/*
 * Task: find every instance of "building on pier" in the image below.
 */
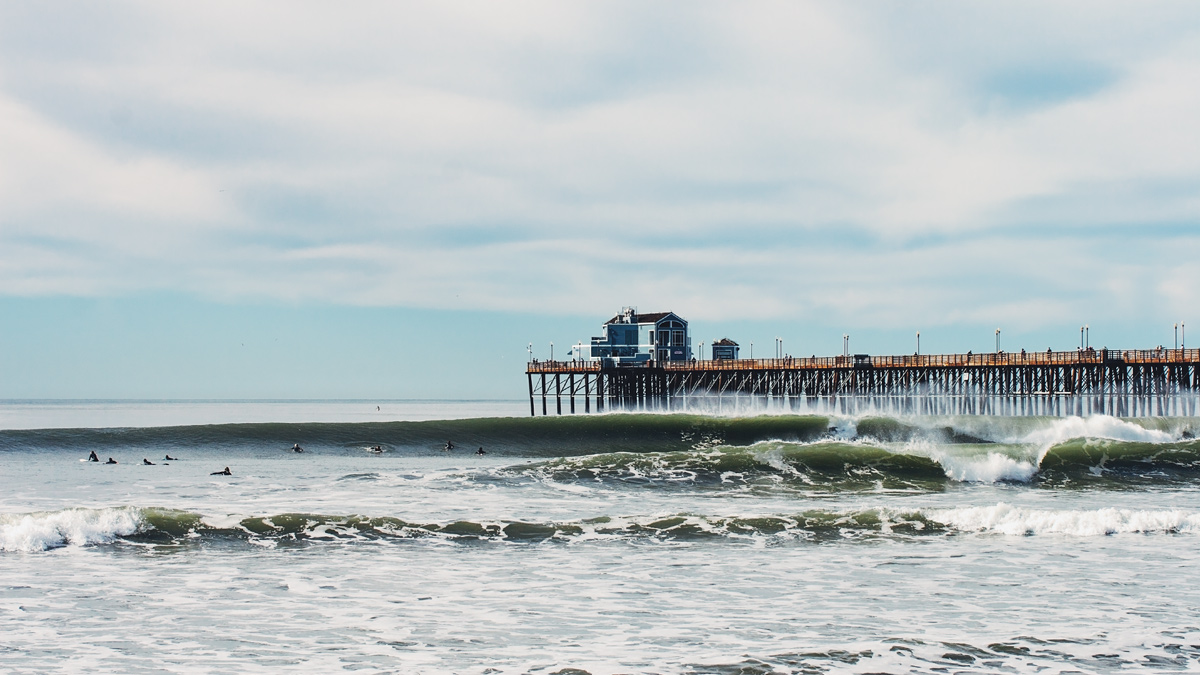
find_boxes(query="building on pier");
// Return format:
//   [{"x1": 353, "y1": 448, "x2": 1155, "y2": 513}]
[
  {"x1": 568, "y1": 307, "x2": 691, "y2": 365},
  {"x1": 711, "y1": 338, "x2": 740, "y2": 360}
]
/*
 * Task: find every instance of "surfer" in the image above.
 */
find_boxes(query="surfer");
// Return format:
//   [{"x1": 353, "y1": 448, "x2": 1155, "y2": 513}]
[
  {"x1": 88, "y1": 450, "x2": 99, "y2": 462},
  {"x1": 210, "y1": 467, "x2": 232, "y2": 476},
  {"x1": 475, "y1": 447, "x2": 486, "y2": 456},
  {"x1": 143, "y1": 458, "x2": 155, "y2": 465},
  {"x1": 444, "y1": 441, "x2": 455, "y2": 452},
  {"x1": 164, "y1": 455, "x2": 177, "y2": 461},
  {"x1": 292, "y1": 444, "x2": 304, "y2": 453},
  {"x1": 371, "y1": 445, "x2": 383, "y2": 453},
  {"x1": 105, "y1": 457, "x2": 117, "y2": 464}
]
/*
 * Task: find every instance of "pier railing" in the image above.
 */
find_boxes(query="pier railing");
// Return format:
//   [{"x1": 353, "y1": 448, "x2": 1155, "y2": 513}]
[
  {"x1": 527, "y1": 348, "x2": 1200, "y2": 374},
  {"x1": 525, "y1": 347, "x2": 1200, "y2": 417}
]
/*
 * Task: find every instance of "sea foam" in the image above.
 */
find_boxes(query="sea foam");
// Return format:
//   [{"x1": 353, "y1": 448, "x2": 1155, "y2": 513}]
[
  {"x1": 929, "y1": 502, "x2": 1200, "y2": 536},
  {"x1": 935, "y1": 451, "x2": 1038, "y2": 483},
  {"x1": 0, "y1": 507, "x2": 143, "y2": 552}
]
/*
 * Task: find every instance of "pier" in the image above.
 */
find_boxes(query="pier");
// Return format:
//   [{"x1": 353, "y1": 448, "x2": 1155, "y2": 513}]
[{"x1": 526, "y1": 348, "x2": 1200, "y2": 417}]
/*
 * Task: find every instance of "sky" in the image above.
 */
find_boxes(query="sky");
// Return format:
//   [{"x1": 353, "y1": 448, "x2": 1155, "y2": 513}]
[{"x1": 1, "y1": 1, "x2": 1198, "y2": 399}]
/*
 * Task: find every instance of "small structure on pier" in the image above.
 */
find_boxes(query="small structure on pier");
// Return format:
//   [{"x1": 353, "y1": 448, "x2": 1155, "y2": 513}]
[
  {"x1": 711, "y1": 338, "x2": 740, "y2": 360},
  {"x1": 569, "y1": 307, "x2": 691, "y2": 365}
]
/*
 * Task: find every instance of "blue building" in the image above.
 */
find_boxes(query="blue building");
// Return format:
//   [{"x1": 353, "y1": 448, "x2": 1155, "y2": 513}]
[
  {"x1": 569, "y1": 307, "x2": 691, "y2": 364},
  {"x1": 711, "y1": 338, "x2": 740, "y2": 360}
]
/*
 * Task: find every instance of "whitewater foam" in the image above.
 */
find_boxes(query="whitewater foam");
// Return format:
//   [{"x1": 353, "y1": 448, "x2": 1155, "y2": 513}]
[
  {"x1": 935, "y1": 451, "x2": 1039, "y2": 483},
  {"x1": 930, "y1": 503, "x2": 1200, "y2": 536},
  {"x1": 1021, "y1": 415, "x2": 1176, "y2": 449},
  {"x1": 0, "y1": 507, "x2": 143, "y2": 552}
]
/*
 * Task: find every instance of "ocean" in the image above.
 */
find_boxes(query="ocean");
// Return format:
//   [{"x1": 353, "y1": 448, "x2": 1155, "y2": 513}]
[{"x1": 2, "y1": 400, "x2": 1199, "y2": 674}]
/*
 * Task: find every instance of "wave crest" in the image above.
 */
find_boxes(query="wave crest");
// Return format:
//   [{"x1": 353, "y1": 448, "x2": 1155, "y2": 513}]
[
  {"x1": 0, "y1": 507, "x2": 142, "y2": 552},
  {"x1": 6, "y1": 504, "x2": 1200, "y2": 552}
]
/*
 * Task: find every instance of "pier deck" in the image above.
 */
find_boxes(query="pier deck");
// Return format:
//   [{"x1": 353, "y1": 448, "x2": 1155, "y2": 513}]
[{"x1": 526, "y1": 348, "x2": 1200, "y2": 417}]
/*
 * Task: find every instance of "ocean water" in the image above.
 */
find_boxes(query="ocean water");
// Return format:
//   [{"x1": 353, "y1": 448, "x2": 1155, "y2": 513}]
[{"x1": 2, "y1": 401, "x2": 1200, "y2": 674}]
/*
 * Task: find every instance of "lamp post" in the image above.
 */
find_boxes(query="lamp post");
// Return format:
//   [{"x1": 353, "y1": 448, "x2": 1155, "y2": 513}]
[
  {"x1": 1085, "y1": 324, "x2": 1089, "y2": 349},
  {"x1": 916, "y1": 331, "x2": 920, "y2": 356},
  {"x1": 699, "y1": 341, "x2": 704, "y2": 361},
  {"x1": 1183, "y1": 322, "x2": 1187, "y2": 350},
  {"x1": 843, "y1": 334, "x2": 849, "y2": 358},
  {"x1": 550, "y1": 342, "x2": 554, "y2": 362},
  {"x1": 1175, "y1": 323, "x2": 1179, "y2": 350},
  {"x1": 1080, "y1": 325, "x2": 1085, "y2": 350},
  {"x1": 995, "y1": 328, "x2": 1001, "y2": 353},
  {"x1": 750, "y1": 342, "x2": 753, "y2": 359},
  {"x1": 527, "y1": 343, "x2": 532, "y2": 363}
]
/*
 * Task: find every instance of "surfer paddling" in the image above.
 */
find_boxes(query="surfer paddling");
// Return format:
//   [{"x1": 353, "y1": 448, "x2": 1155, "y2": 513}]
[
  {"x1": 475, "y1": 447, "x2": 486, "y2": 456},
  {"x1": 292, "y1": 444, "x2": 304, "y2": 453},
  {"x1": 210, "y1": 467, "x2": 232, "y2": 476},
  {"x1": 443, "y1": 441, "x2": 455, "y2": 452},
  {"x1": 164, "y1": 455, "x2": 177, "y2": 461},
  {"x1": 143, "y1": 458, "x2": 155, "y2": 465},
  {"x1": 105, "y1": 457, "x2": 117, "y2": 464}
]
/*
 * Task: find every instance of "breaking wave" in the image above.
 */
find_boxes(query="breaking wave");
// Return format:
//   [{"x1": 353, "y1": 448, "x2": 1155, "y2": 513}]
[
  {"x1": 6, "y1": 504, "x2": 1200, "y2": 552},
  {"x1": 2, "y1": 412, "x2": 1190, "y2": 458},
  {"x1": 510, "y1": 435, "x2": 1200, "y2": 490}
]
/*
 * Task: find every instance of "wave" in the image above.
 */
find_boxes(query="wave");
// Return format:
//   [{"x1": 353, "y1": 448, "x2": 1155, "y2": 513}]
[
  {"x1": 506, "y1": 434, "x2": 1200, "y2": 490},
  {"x1": 6, "y1": 504, "x2": 1200, "y2": 552},
  {"x1": 515, "y1": 442, "x2": 950, "y2": 491},
  {"x1": 3, "y1": 413, "x2": 1196, "y2": 487},
  {"x1": 2, "y1": 412, "x2": 1191, "y2": 457},
  {"x1": 0, "y1": 414, "x2": 834, "y2": 456}
]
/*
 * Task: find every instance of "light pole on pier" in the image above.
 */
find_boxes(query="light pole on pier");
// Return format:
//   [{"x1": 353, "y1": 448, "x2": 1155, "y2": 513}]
[
  {"x1": 995, "y1": 328, "x2": 1001, "y2": 353},
  {"x1": 528, "y1": 343, "x2": 532, "y2": 363},
  {"x1": 1175, "y1": 323, "x2": 1179, "y2": 350},
  {"x1": 1085, "y1": 325, "x2": 1089, "y2": 349},
  {"x1": 750, "y1": 342, "x2": 753, "y2": 359},
  {"x1": 916, "y1": 331, "x2": 920, "y2": 356},
  {"x1": 550, "y1": 342, "x2": 554, "y2": 362},
  {"x1": 699, "y1": 342, "x2": 704, "y2": 361},
  {"x1": 1080, "y1": 325, "x2": 1085, "y2": 350},
  {"x1": 1184, "y1": 322, "x2": 1187, "y2": 350},
  {"x1": 843, "y1": 334, "x2": 849, "y2": 358}
]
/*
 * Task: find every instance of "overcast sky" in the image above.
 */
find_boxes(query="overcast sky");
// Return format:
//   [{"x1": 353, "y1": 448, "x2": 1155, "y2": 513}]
[{"x1": 1, "y1": 1, "x2": 1198, "y2": 398}]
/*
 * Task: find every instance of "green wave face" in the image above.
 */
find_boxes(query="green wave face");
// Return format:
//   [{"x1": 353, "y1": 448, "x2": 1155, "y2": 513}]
[
  {"x1": 515, "y1": 442, "x2": 951, "y2": 493},
  {"x1": 1038, "y1": 438, "x2": 1200, "y2": 485},
  {"x1": 118, "y1": 508, "x2": 952, "y2": 547},
  {"x1": 0, "y1": 413, "x2": 835, "y2": 456},
  {"x1": 9, "y1": 503, "x2": 1200, "y2": 553}
]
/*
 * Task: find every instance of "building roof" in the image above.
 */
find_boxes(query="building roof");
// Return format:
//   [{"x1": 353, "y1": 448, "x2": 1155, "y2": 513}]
[
  {"x1": 604, "y1": 311, "x2": 681, "y2": 325},
  {"x1": 712, "y1": 338, "x2": 739, "y2": 346}
]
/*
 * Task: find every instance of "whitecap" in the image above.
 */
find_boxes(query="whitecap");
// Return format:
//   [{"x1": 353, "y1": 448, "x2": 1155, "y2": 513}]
[{"x1": 0, "y1": 507, "x2": 143, "y2": 552}]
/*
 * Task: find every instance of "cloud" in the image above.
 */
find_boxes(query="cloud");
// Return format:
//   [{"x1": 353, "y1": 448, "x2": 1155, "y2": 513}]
[{"x1": 0, "y1": 1, "x2": 1197, "y2": 329}]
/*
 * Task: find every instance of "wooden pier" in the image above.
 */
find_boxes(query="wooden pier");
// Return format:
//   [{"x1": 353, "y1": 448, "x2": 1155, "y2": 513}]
[{"x1": 526, "y1": 349, "x2": 1200, "y2": 417}]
